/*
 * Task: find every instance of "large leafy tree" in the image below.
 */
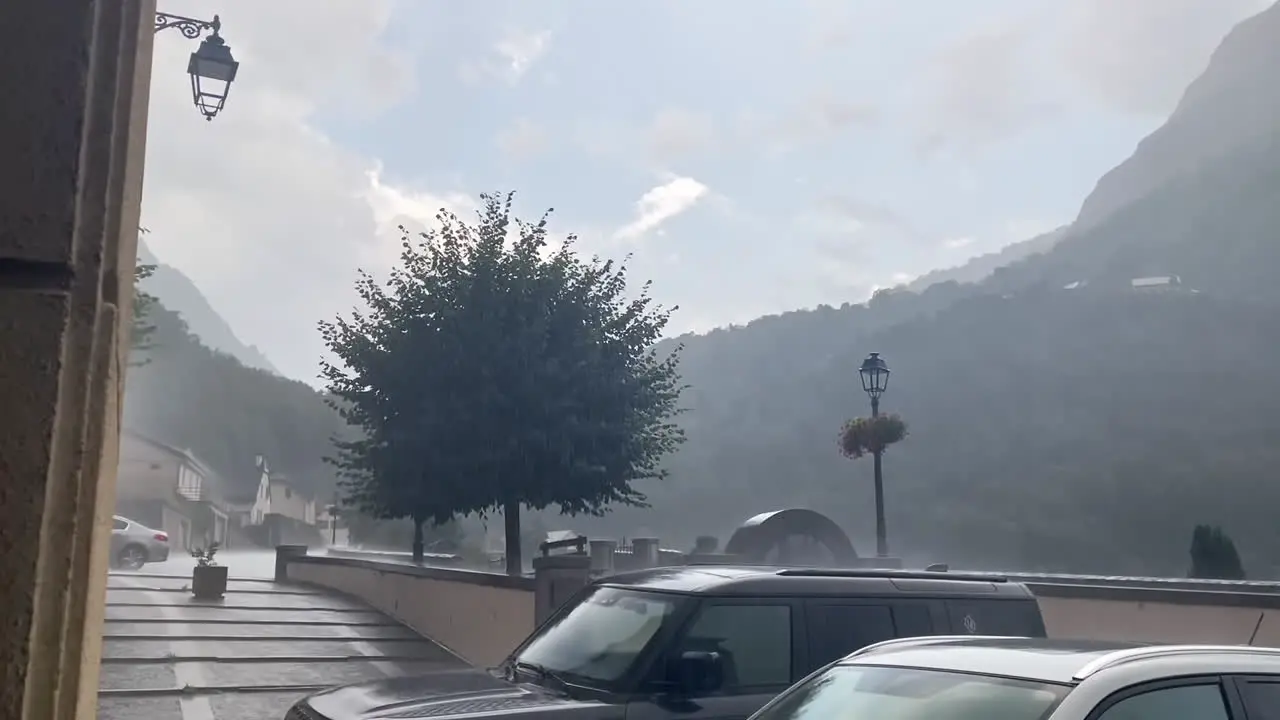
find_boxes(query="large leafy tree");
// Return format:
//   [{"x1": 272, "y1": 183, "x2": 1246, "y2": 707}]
[{"x1": 321, "y1": 192, "x2": 686, "y2": 572}]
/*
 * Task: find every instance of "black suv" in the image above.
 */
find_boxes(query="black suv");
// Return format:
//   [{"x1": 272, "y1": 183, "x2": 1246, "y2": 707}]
[{"x1": 289, "y1": 566, "x2": 1046, "y2": 720}]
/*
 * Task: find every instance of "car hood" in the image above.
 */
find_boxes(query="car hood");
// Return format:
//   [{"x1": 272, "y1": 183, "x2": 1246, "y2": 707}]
[{"x1": 300, "y1": 667, "x2": 619, "y2": 720}]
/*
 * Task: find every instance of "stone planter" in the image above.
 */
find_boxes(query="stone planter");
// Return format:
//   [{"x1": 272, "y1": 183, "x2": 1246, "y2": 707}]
[{"x1": 192, "y1": 565, "x2": 228, "y2": 600}]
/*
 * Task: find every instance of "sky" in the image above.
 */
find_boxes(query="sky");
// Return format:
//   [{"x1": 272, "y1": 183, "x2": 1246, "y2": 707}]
[{"x1": 141, "y1": 0, "x2": 1272, "y2": 383}]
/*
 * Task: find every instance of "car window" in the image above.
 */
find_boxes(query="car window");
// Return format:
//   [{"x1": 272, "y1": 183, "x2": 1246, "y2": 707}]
[
  {"x1": 807, "y1": 604, "x2": 892, "y2": 667},
  {"x1": 677, "y1": 603, "x2": 792, "y2": 690},
  {"x1": 1095, "y1": 683, "x2": 1230, "y2": 720},
  {"x1": 514, "y1": 586, "x2": 684, "y2": 687},
  {"x1": 945, "y1": 600, "x2": 1045, "y2": 636},
  {"x1": 1238, "y1": 679, "x2": 1280, "y2": 720},
  {"x1": 112, "y1": 518, "x2": 128, "y2": 531}
]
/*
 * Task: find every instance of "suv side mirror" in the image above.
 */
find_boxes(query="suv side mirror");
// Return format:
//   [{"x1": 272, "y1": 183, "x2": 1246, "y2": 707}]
[{"x1": 669, "y1": 650, "x2": 726, "y2": 695}]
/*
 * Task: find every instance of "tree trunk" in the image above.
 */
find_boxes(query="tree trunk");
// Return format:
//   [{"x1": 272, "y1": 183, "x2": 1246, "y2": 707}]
[
  {"x1": 504, "y1": 498, "x2": 522, "y2": 576},
  {"x1": 412, "y1": 517, "x2": 425, "y2": 564}
]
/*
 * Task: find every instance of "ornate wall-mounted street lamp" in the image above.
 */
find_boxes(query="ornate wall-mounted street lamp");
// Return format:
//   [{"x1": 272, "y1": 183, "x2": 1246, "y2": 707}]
[{"x1": 155, "y1": 13, "x2": 240, "y2": 121}]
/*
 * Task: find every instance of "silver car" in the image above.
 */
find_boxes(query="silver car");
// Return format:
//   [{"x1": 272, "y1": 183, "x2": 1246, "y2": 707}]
[
  {"x1": 747, "y1": 636, "x2": 1280, "y2": 720},
  {"x1": 110, "y1": 515, "x2": 171, "y2": 569}
]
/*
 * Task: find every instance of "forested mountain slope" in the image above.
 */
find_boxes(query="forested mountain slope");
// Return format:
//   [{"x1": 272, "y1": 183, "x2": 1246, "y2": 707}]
[
  {"x1": 124, "y1": 299, "x2": 344, "y2": 499},
  {"x1": 582, "y1": 290, "x2": 1280, "y2": 576}
]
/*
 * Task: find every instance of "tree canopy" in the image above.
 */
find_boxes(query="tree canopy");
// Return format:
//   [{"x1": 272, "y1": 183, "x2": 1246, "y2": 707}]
[
  {"x1": 1189, "y1": 525, "x2": 1246, "y2": 580},
  {"x1": 321, "y1": 192, "x2": 686, "y2": 572}
]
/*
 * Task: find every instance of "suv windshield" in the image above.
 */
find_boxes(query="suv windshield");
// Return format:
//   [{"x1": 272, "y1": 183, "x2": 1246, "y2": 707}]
[
  {"x1": 511, "y1": 586, "x2": 687, "y2": 688},
  {"x1": 753, "y1": 665, "x2": 1069, "y2": 720}
]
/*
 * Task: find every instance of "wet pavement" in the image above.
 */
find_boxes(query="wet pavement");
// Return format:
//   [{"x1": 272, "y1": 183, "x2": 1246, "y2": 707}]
[{"x1": 98, "y1": 557, "x2": 464, "y2": 720}]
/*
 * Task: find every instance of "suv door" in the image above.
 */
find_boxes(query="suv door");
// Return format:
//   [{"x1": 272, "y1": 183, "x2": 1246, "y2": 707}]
[
  {"x1": 627, "y1": 599, "x2": 801, "y2": 720},
  {"x1": 803, "y1": 600, "x2": 937, "y2": 672}
]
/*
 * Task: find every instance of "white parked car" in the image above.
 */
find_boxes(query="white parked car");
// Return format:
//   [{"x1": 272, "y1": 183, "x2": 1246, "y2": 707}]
[
  {"x1": 746, "y1": 636, "x2": 1280, "y2": 720},
  {"x1": 109, "y1": 515, "x2": 170, "y2": 569}
]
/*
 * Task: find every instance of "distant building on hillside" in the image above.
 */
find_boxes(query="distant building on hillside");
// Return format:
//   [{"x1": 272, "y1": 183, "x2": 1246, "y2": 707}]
[{"x1": 1131, "y1": 275, "x2": 1182, "y2": 290}]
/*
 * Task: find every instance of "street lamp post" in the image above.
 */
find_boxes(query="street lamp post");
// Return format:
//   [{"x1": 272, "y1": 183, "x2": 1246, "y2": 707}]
[
  {"x1": 859, "y1": 352, "x2": 891, "y2": 557},
  {"x1": 154, "y1": 12, "x2": 240, "y2": 121},
  {"x1": 327, "y1": 492, "x2": 340, "y2": 546}
]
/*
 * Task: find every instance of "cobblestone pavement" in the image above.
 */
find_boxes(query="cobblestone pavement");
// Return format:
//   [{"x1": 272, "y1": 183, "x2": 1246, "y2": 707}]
[{"x1": 97, "y1": 565, "x2": 464, "y2": 720}]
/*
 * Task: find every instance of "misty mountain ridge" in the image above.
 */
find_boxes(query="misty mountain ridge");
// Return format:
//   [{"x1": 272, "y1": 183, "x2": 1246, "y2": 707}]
[
  {"x1": 1075, "y1": 0, "x2": 1280, "y2": 231},
  {"x1": 137, "y1": 236, "x2": 279, "y2": 375},
  {"x1": 906, "y1": 227, "x2": 1067, "y2": 293}
]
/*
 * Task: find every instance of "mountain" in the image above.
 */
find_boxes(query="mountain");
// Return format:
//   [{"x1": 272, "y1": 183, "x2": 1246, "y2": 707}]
[
  {"x1": 1075, "y1": 1, "x2": 1280, "y2": 229},
  {"x1": 906, "y1": 227, "x2": 1066, "y2": 292},
  {"x1": 555, "y1": 4, "x2": 1280, "y2": 577},
  {"x1": 136, "y1": 237, "x2": 279, "y2": 374},
  {"x1": 125, "y1": 297, "x2": 345, "y2": 499}
]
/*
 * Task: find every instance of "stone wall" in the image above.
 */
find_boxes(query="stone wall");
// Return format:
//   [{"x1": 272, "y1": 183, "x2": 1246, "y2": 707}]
[{"x1": 282, "y1": 552, "x2": 536, "y2": 668}]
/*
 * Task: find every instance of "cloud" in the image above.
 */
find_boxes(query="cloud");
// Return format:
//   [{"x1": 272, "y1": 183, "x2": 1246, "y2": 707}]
[
  {"x1": 613, "y1": 177, "x2": 710, "y2": 241},
  {"x1": 648, "y1": 108, "x2": 716, "y2": 161},
  {"x1": 1057, "y1": 0, "x2": 1271, "y2": 116},
  {"x1": 140, "y1": 0, "x2": 433, "y2": 383},
  {"x1": 362, "y1": 165, "x2": 476, "y2": 268},
  {"x1": 740, "y1": 95, "x2": 879, "y2": 157},
  {"x1": 915, "y1": 22, "x2": 1062, "y2": 155},
  {"x1": 816, "y1": 196, "x2": 911, "y2": 232},
  {"x1": 495, "y1": 118, "x2": 549, "y2": 161},
  {"x1": 496, "y1": 29, "x2": 552, "y2": 80},
  {"x1": 461, "y1": 28, "x2": 552, "y2": 85}
]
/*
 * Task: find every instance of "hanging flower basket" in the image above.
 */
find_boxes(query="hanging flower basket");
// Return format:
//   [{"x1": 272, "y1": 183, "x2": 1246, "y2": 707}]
[{"x1": 839, "y1": 414, "x2": 909, "y2": 459}]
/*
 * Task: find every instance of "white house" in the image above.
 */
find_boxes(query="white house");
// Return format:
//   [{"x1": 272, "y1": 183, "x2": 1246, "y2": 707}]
[{"x1": 248, "y1": 455, "x2": 316, "y2": 525}]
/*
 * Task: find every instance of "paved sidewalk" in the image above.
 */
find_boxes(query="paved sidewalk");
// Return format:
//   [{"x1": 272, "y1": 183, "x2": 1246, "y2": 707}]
[{"x1": 97, "y1": 569, "x2": 464, "y2": 720}]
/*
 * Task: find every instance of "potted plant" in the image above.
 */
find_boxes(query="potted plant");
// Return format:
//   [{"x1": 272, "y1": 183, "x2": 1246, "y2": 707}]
[{"x1": 190, "y1": 542, "x2": 228, "y2": 600}]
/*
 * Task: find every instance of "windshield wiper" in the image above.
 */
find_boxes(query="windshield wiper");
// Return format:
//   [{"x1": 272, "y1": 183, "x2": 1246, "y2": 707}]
[{"x1": 513, "y1": 661, "x2": 575, "y2": 694}]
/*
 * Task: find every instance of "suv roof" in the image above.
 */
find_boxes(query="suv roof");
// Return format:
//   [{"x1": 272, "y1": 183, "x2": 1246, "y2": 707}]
[
  {"x1": 598, "y1": 565, "x2": 1037, "y2": 598},
  {"x1": 843, "y1": 636, "x2": 1280, "y2": 684}
]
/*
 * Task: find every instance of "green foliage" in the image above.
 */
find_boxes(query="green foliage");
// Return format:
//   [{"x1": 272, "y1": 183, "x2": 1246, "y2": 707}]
[
  {"x1": 123, "y1": 297, "x2": 345, "y2": 500},
  {"x1": 1189, "y1": 524, "x2": 1246, "y2": 580},
  {"x1": 320, "y1": 191, "x2": 686, "y2": 573},
  {"x1": 839, "y1": 414, "x2": 908, "y2": 459},
  {"x1": 131, "y1": 262, "x2": 158, "y2": 366}
]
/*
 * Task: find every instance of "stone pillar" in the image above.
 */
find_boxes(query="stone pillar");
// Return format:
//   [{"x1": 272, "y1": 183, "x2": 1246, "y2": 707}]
[
  {"x1": 0, "y1": 2, "x2": 155, "y2": 720},
  {"x1": 589, "y1": 539, "x2": 617, "y2": 574},
  {"x1": 532, "y1": 554, "x2": 592, "y2": 626},
  {"x1": 275, "y1": 545, "x2": 310, "y2": 582},
  {"x1": 632, "y1": 538, "x2": 661, "y2": 568}
]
